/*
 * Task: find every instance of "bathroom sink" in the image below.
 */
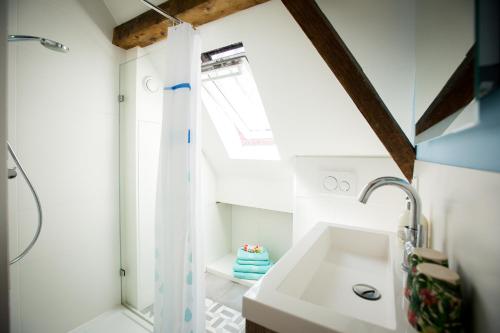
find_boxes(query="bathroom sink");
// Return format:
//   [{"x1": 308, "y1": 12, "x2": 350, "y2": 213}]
[
  {"x1": 243, "y1": 222, "x2": 412, "y2": 333},
  {"x1": 278, "y1": 224, "x2": 396, "y2": 329}
]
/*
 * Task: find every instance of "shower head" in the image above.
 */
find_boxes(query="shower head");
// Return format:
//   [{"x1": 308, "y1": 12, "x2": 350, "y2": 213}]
[
  {"x1": 40, "y1": 38, "x2": 69, "y2": 53},
  {"x1": 8, "y1": 35, "x2": 69, "y2": 53}
]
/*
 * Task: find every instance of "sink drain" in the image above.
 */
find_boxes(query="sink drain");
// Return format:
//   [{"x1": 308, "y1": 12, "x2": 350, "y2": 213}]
[{"x1": 352, "y1": 284, "x2": 381, "y2": 301}]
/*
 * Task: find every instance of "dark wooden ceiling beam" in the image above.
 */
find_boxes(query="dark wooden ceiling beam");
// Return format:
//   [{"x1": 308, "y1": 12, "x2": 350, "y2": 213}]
[
  {"x1": 113, "y1": 0, "x2": 269, "y2": 50},
  {"x1": 281, "y1": 0, "x2": 416, "y2": 180},
  {"x1": 416, "y1": 47, "x2": 475, "y2": 135}
]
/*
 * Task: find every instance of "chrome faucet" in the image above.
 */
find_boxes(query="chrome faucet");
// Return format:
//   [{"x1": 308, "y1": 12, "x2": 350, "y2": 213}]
[{"x1": 358, "y1": 176, "x2": 427, "y2": 270}]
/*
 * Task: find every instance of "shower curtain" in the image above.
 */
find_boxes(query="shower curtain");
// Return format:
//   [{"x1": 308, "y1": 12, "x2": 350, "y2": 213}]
[{"x1": 154, "y1": 23, "x2": 204, "y2": 333}]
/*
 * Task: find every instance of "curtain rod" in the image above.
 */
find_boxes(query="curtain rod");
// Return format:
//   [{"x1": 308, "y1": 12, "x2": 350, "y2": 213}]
[{"x1": 140, "y1": 0, "x2": 184, "y2": 26}]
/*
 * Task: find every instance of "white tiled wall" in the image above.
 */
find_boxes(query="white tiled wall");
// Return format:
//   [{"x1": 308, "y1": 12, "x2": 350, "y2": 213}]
[
  {"x1": 293, "y1": 156, "x2": 407, "y2": 243},
  {"x1": 415, "y1": 161, "x2": 500, "y2": 332}
]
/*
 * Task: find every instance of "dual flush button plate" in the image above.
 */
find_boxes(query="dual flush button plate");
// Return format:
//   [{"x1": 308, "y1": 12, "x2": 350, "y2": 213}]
[{"x1": 319, "y1": 171, "x2": 356, "y2": 196}]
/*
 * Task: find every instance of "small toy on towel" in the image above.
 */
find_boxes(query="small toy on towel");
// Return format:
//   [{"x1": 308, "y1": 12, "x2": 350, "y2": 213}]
[
  {"x1": 242, "y1": 244, "x2": 263, "y2": 253},
  {"x1": 237, "y1": 247, "x2": 269, "y2": 262}
]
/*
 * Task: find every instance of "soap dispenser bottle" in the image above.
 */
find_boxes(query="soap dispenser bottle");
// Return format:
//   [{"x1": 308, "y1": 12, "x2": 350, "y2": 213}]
[
  {"x1": 397, "y1": 198, "x2": 411, "y2": 245},
  {"x1": 398, "y1": 197, "x2": 430, "y2": 248}
]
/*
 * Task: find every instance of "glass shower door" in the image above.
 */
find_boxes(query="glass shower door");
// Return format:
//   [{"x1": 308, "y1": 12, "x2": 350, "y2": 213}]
[{"x1": 118, "y1": 47, "x2": 166, "y2": 322}]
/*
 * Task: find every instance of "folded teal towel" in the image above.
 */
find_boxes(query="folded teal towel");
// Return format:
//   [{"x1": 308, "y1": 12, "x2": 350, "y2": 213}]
[
  {"x1": 237, "y1": 248, "x2": 269, "y2": 261},
  {"x1": 236, "y1": 259, "x2": 271, "y2": 266},
  {"x1": 233, "y1": 262, "x2": 272, "y2": 274},
  {"x1": 233, "y1": 271, "x2": 265, "y2": 280}
]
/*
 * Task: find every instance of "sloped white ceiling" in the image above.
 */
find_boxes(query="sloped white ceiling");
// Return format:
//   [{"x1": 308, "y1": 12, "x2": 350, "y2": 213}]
[
  {"x1": 102, "y1": 0, "x2": 164, "y2": 25},
  {"x1": 197, "y1": 0, "x2": 415, "y2": 182}
]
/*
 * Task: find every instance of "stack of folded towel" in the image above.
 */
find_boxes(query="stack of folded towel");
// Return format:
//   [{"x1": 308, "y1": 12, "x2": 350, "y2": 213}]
[{"x1": 233, "y1": 244, "x2": 272, "y2": 281}]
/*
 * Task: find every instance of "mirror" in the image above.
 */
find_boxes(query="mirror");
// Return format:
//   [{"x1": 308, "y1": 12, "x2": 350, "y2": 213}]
[
  {"x1": 477, "y1": 0, "x2": 500, "y2": 98},
  {"x1": 414, "y1": 0, "x2": 476, "y2": 143}
]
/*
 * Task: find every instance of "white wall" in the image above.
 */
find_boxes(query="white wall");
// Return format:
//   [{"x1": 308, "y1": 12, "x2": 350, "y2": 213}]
[
  {"x1": 414, "y1": 161, "x2": 500, "y2": 332},
  {"x1": 7, "y1": 0, "x2": 124, "y2": 332},
  {"x1": 294, "y1": 156, "x2": 406, "y2": 243},
  {"x1": 202, "y1": 154, "x2": 232, "y2": 265},
  {"x1": 415, "y1": 0, "x2": 475, "y2": 119},
  {"x1": 317, "y1": 0, "x2": 416, "y2": 142},
  {"x1": 216, "y1": 176, "x2": 293, "y2": 213},
  {"x1": 231, "y1": 205, "x2": 292, "y2": 263},
  {"x1": 0, "y1": 1, "x2": 10, "y2": 330}
]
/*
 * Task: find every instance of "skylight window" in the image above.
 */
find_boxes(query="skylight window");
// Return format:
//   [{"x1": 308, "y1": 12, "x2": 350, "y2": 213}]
[{"x1": 201, "y1": 43, "x2": 280, "y2": 160}]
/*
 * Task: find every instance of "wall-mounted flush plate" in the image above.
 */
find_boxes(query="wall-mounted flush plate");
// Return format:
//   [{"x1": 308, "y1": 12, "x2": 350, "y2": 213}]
[{"x1": 319, "y1": 171, "x2": 356, "y2": 196}]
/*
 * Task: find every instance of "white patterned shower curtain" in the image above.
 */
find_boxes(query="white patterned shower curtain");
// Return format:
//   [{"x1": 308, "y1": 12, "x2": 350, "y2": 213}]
[{"x1": 154, "y1": 23, "x2": 204, "y2": 333}]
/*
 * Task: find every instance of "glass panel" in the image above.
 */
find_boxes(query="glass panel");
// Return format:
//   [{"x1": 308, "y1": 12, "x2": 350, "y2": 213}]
[{"x1": 119, "y1": 48, "x2": 165, "y2": 323}]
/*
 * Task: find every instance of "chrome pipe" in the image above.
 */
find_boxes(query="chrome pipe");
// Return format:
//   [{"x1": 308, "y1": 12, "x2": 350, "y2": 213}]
[
  {"x1": 140, "y1": 0, "x2": 183, "y2": 26},
  {"x1": 8, "y1": 35, "x2": 40, "y2": 42},
  {"x1": 7, "y1": 142, "x2": 43, "y2": 265}
]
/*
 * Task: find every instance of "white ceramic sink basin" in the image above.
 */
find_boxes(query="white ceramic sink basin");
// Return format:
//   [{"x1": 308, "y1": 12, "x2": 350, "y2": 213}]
[
  {"x1": 243, "y1": 222, "x2": 412, "y2": 333},
  {"x1": 278, "y1": 224, "x2": 395, "y2": 329}
]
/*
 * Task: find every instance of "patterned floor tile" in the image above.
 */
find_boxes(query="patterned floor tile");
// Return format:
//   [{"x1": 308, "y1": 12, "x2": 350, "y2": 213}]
[
  {"x1": 205, "y1": 298, "x2": 245, "y2": 332},
  {"x1": 139, "y1": 298, "x2": 245, "y2": 332}
]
